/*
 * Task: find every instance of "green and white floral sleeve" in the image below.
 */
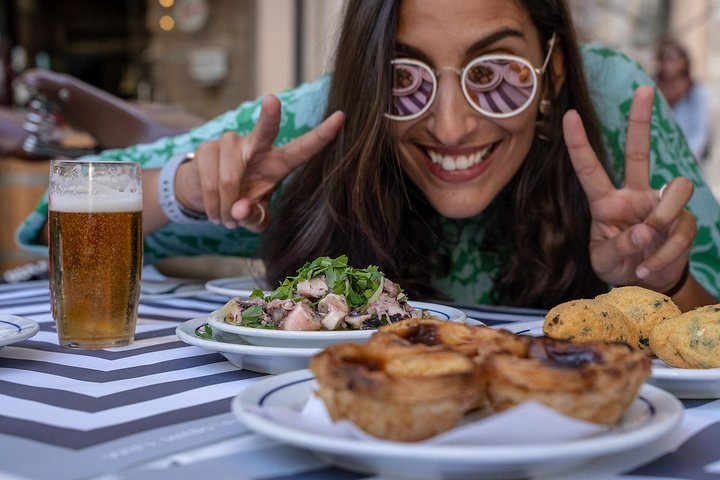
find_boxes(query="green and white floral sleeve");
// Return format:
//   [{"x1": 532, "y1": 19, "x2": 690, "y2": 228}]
[
  {"x1": 15, "y1": 76, "x2": 331, "y2": 263},
  {"x1": 582, "y1": 44, "x2": 720, "y2": 300}
]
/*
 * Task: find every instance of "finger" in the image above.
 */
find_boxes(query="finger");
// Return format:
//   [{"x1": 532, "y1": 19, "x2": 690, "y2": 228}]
[
  {"x1": 563, "y1": 109, "x2": 615, "y2": 203},
  {"x1": 246, "y1": 95, "x2": 282, "y2": 155},
  {"x1": 217, "y1": 133, "x2": 245, "y2": 229},
  {"x1": 624, "y1": 86, "x2": 654, "y2": 190},
  {"x1": 636, "y1": 211, "x2": 696, "y2": 281},
  {"x1": 195, "y1": 141, "x2": 221, "y2": 224},
  {"x1": 231, "y1": 198, "x2": 253, "y2": 222},
  {"x1": 232, "y1": 199, "x2": 271, "y2": 232},
  {"x1": 281, "y1": 111, "x2": 345, "y2": 169},
  {"x1": 643, "y1": 177, "x2": 694, "y2": 233},
  {"x1": 590, "y1": 223, "x2": 656, "y2": 274}
]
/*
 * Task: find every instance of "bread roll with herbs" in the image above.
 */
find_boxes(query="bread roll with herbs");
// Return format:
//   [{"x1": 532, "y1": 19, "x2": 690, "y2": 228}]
[
  {"x1": 649, "y1": 304, "x2": 720, "y2": 369},
  {"x1": 543, "y1": 299, "x2": 640, "y2": 348},
  {"x1": 596, "y1": 286, "x2": 681, "y2": 352}
]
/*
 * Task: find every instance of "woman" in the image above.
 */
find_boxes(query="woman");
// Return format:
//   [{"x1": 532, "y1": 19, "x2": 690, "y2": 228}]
[
  {"x1": 656, "y1": 38, "x2": 712, "y2": 161},
  {"x1": 18, "y1": 0, "x2": 720, "y2": 309}
]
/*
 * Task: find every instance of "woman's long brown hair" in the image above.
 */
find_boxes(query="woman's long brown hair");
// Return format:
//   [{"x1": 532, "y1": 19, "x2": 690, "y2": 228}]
[{"x1": 263, "y1": 0, "x2": 608, "y2": 308}]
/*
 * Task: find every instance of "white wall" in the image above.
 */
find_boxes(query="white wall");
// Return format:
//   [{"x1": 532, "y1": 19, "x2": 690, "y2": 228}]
[
  {"x1": 300, "y1": 0, "x2": 346, "y2": 82},
  {"x1": 254, "y1": 0, "x2": 346, "y2": 96},
  {"x1": 255, "y1": 0, "x2": 295, "y2": 96}
]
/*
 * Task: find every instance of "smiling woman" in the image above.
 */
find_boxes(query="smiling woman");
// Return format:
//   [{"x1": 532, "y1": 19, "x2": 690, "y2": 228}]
[
  {"x1": 264, "y1": 0, "x2": 613, "y2": 307},
  {"x1": 17, "y1": 0, "x2": 720, "y2": 310}
]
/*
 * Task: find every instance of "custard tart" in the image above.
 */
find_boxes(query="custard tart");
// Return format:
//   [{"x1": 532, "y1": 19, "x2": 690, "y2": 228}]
[
  {"x1": 485, "y1": 337, "x2": 651, "y2": 424},
  {"x1": 309, "y1": 342, "x2": 484, "y2": 441}
]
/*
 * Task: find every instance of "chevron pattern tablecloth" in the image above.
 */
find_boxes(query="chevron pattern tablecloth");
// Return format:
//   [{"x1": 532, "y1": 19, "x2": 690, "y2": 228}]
[{"x1": 0, "y1": 279, "x2": 718, "y2": 480}]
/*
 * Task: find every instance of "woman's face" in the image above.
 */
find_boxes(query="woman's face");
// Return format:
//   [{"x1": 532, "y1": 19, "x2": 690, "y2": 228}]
[
  {"x1": 658, "y1": 46, "x2": 687, "y2": 79},
  {"x1": 392, "y1": 0, "x2": 551, "y2": 218}
]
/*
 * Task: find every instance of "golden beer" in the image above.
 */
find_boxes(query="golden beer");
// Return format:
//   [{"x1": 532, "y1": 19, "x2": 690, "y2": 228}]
[{"x1": 48, "y1": 161, "x2": 143, "y2": 349}]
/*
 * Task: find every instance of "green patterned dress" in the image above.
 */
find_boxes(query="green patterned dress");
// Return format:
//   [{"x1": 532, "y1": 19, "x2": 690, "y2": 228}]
[{"x1": 17, "y1": 45, "x2": 720, "y2": 303}]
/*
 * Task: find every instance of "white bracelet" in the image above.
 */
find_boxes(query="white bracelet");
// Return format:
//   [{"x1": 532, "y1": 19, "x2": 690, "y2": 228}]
[{"x1": 158, "y1": 152, "x2": 208, "y2": 224}]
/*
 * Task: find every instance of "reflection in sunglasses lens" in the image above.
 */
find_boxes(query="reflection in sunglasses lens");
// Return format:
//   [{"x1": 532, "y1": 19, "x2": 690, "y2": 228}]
[
  {"x1": 468, "y1": 64, "x2": 495, "y2": 85},
  {"x1": 394, "y1": 67, "x2": 415, "y2": 89},
  {"x1": 465, "y1": 58, "x2": 535, "y2": 115},
  {"x1": 390, "y1": 63, "x2": 433, "y2": 117},
  {"x1": 389, "y1": 56, "x2": 538, "y2": 119}
]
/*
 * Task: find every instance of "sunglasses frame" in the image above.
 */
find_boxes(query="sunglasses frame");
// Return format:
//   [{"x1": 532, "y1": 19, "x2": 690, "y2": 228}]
[{"x1": 386, "y1": 32, "x2": 557, "y2": 121}]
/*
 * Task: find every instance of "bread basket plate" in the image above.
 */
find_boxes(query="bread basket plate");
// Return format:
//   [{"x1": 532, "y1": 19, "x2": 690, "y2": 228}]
[
  {"x1": 176, "y1": 317, "x2": 319, "y2": 374},
  {"x1": 232, "y1": 369, "x2": 682, "y2": 480},
  {"x1": 0, "y1": 314, "x2": 40, "y2": 348},
  {"x1": 208, "y1": 301, "x2": 468, "y2": 348},
  {"x1": 503, "y1": 320, "x2": 720, "y2": 399},
  {"x1": 204, "y1": 276, "x2": 264, "y2": 298}
]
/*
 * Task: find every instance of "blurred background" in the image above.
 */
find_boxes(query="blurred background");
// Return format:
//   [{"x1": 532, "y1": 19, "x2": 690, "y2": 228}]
[{"x1": 0, "y1": 0, "x2": 718, "y2": 277}]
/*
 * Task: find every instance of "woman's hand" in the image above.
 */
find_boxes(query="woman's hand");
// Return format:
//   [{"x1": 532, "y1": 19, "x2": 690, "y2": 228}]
[
  {"x1": 175, "y1": 94, "x2": 345, "y2": 231},
  {"x1": 562, "y1": 86, "x2": 696, "y2": 293}
]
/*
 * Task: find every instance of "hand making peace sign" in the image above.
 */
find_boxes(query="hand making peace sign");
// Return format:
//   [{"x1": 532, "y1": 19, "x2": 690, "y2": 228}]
[
  {"x1": 175, "y1": 95, "x2": 345, "y2": 231},
  {"x1": 562, "y1": 86, "x2": 696, "y2": 293}
]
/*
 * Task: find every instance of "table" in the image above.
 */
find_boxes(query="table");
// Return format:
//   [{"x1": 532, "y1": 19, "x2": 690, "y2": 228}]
[{"x1": 1, "y1": 279, "x2": 719, "y2": 480}]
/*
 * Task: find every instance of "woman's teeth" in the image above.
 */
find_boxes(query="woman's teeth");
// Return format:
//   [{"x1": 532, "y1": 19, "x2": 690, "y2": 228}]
[{"x1": 427, "y1": 144, "x2": 493, "y2": 171}]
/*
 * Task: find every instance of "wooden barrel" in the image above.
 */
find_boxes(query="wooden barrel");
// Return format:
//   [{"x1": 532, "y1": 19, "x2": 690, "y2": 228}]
[{"x1": 0, "y1": 157, "x2": 50, "y2": 271}]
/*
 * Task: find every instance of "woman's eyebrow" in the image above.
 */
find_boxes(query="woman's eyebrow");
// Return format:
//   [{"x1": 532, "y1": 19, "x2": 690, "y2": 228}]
[
  {"x1": 394, "y1": 43, "x2": 432, "y2": 64},
  {"x1": 464, "y1": 27, "x2": 526, "y2": 56},
  {"x1": 394, "y1": 27, "x2": 526, "y2": 63}
]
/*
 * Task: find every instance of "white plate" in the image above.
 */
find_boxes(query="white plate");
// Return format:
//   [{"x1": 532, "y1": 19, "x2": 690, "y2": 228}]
[
  {"x1": 204, "y1": 276, "x2": 264, "y2": 298},
  {"x1": 0, "y1": 314, "x2": 40, "y2": 348},
  {"x1": 503, "y1": 320, "x2": 720, "y2": 399},
  {"x1": 209, "y1": 301, "x2": 468, "y2": 348},
  {"x1": 176, "y1": 317, "x2": 319, "y2": 374},
  {"x1": 141, "y1": 278, "x2": 208, "y2": 299},
  {"x1": 232, "y1": 370, "x2": 683, "y2": 480}
]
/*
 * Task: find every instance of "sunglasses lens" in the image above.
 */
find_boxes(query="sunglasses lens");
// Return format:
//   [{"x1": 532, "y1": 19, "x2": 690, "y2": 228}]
[
  {"x1": 464, "y1": 57, "x2": 535, "y2": 116},
  {"x1": 389, "y1": 62, "x2": 434, "y2": 118}
]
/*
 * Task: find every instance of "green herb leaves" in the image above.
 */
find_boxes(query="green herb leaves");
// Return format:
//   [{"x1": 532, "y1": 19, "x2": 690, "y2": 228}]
[
  {"x1": 241, "y1": 304, "x2": 263, "y2": 321},
  {"x1": 195, "y1": 324, "x2": 213, "y2": 340},
  {"x1": 259, "y1": 255, "x2": 385, "y2": 310}
]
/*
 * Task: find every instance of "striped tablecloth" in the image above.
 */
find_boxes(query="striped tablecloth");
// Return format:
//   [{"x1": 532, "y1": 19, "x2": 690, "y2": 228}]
[{"x1": 1, "y1": 280, "x2": 719, "y2": 480}]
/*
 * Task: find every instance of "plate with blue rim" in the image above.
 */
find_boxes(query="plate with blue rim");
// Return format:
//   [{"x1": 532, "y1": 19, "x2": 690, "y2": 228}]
[
  {"x1": 176, "y1": 316, "x2": 319, "y2": 374},
  {"x1": 208, "y1": 301, "x2": 468, "y2": 348},
  {"x1": 503, "y1": 320, "x2": 720, "y2": 399},
  {"x1": 231, "y1": 369, "x2": 683, "y2": 480},
  {"x1": 0, "y1": 313, "x2": 40, "y2": 348}
]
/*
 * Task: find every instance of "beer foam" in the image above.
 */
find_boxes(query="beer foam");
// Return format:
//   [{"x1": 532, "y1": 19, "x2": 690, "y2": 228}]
[{"x1": 50, "y1": 193, "x2": 143, "y2": 212}]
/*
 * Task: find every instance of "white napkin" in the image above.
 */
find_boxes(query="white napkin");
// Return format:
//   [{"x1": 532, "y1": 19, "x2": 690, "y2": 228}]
[{"x1": 250, "y1": 383, "x2": 608, "y2": 445}]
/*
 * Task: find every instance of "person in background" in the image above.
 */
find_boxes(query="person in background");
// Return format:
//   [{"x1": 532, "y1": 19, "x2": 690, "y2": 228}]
[
  {"x1": 18, "y1": 0, "x2": 720, "y2": 311},
  {"x1": 656, "y1": 38, "x2": 712, "y2": 162}
]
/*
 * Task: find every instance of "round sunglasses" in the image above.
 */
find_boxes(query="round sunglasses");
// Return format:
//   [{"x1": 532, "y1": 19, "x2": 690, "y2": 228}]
[{"x1": 386, "y1": 33, "x2": 557, "y2": 121}]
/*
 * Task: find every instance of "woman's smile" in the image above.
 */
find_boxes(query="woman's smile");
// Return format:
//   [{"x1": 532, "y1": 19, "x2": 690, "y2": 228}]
[{"x1": 416, "y1": 141, "x2": 501, "y2": 183}]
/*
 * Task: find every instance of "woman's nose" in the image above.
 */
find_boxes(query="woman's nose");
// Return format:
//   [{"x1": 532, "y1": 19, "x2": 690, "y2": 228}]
[{"x1": 426, "y1": 72, "x2": 478, "y2": 145}]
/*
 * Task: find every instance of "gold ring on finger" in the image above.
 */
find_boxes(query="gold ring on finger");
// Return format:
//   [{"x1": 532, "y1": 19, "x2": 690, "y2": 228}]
[{"x1": 255, "y1": 203, "x2": 267, "y2": 225}]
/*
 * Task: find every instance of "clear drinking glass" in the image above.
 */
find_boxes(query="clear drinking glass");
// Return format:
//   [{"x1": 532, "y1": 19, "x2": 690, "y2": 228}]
[{"x1": 48, "y1": 160, "x2": 143, "y2": 349}]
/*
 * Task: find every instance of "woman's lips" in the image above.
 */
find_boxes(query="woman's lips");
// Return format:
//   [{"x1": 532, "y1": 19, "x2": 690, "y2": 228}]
[{"x1": 419, "y1": 141, "x2": 500, "y2": 183}]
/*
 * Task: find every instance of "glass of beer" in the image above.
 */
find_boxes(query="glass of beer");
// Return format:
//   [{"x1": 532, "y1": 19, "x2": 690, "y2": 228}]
[{"x1": 48, "y1": 160, "x2": 143, "y2": 349}]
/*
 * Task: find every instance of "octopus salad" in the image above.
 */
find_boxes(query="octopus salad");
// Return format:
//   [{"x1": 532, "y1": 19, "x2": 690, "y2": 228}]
[{"x1": 211, "y1": 256, "x2": 426, "y2": 331}]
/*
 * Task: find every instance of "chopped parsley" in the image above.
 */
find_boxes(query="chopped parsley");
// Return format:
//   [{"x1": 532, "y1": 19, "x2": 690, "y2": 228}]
[
  {"x1": 195, "y1": 324, "x2": 213, "y2": 340},
  {"x1": 257, "y1": 255, "x2": 387, "y2": 310}
]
